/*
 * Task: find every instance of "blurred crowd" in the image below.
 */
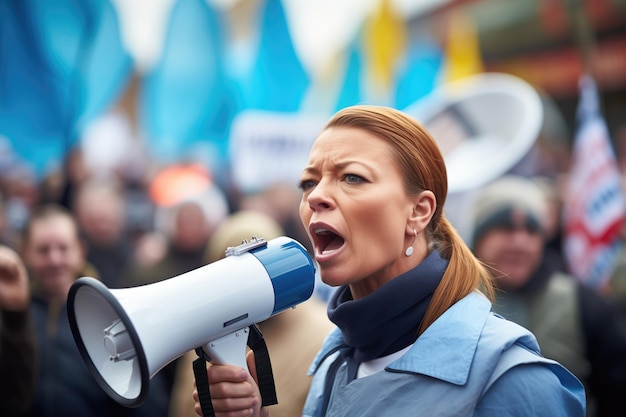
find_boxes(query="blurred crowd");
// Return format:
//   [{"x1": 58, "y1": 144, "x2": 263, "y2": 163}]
[
  {"x1": 1, "y1": 104, "x2": 626, "y2": 417},
  {"x1": 0, "y1": 117, "x2": 331, "y2": 417}
]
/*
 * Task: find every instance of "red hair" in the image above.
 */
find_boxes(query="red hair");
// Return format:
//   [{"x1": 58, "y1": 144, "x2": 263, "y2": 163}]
[{"x1": 325, "y1": 105, "x2": 494, "y2": 334}]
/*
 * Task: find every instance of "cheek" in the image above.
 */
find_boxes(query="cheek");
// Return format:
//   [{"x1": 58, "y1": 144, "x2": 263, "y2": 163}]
[
  {"x1": 299, "y1": 200, "x2": 310, "y2": 227},
  {"x1": 299, "y1": 201, "x2": 314, "y2": 241},
  {"x1": 527, "y1": 236, "x2": 545, "y2": 258},
  {"x1": 61, "y1": 248, "x2": 83, "y2": 270},
  {"x1": 348, "y1": 201, "x2": 405, "y2": 251},
  {"x1": 475, "y1": 235, "x2": 506, "y2": 262},
  {"x1": 30, "y1": 258, "x2": 47, "y2": 273},
  {"x1": 371, "y1": 196, "x2": 409, "y2": 230}
]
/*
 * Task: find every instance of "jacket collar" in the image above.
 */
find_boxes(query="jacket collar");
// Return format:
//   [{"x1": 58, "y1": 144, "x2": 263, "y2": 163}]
[{"x1": 308, "y1": 291, "x2": 492, "y2": 386}]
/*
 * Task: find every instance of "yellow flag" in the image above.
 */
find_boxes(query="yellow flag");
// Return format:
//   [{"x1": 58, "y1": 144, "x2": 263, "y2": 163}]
[
  {"x1": 363, "y1": 0, "x2": 407, "y2": 94},
  {"x1": 440, "y1": 9, "x2": 483, "y2": 83}
]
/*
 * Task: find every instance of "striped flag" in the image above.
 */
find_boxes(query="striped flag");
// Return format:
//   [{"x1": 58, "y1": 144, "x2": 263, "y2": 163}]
[{"x1": 562, "y1": 74, "x2": 626, "y2": 290}]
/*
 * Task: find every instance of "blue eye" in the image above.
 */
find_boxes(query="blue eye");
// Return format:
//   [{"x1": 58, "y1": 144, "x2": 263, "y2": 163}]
[
  {"x1": 344, "y1": 174, "x2": 365, "y2": 184},
  {"x1": 298, "y1": 179, "x2": 316, "y2": 191}
]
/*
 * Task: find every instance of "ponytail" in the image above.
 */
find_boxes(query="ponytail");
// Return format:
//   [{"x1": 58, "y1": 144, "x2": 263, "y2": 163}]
[
  {"x1": 418, "y1": 216, "x2": 494, "y2": 335},
  {"x1": 322, "y1": 105, "x2": 495, "y2": 336}
]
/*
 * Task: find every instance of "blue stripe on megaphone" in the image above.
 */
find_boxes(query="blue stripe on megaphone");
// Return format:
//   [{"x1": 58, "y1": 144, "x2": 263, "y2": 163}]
[{"x1": 250, "y1": 237, "x2": 316, "y2": 315}]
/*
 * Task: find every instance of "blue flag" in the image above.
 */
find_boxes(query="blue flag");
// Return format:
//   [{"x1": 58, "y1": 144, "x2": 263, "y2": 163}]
[
  {"x1": 0, "y1": 0, "x2": 75, "y2": 177},
  {"x1": 140, "y1": 0, "x2": 233, "y2": 167},
  {"x1": 0, "y1": 0, "x2": 132, "y2": 178},
  {"x1": 243, "y1": 0, "x2": 309, "y2": 112},
  {"x1": 73, "y1": 0, "x2": 133, "y2": 133},
  {"x1": 334, "y1": 37, "x2": 364, "y2": 111},
  {"x1": 395, "y1": 38, "x2": 443, "y2": 110}
]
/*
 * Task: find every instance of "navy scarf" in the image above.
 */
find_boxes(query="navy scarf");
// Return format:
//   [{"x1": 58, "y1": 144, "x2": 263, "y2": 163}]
[{"x1": 327, "y1": 251, "x2": 448, "y2": 363}]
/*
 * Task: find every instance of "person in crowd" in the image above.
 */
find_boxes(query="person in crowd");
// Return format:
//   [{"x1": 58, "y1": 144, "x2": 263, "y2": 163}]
[
  {"x1": 193, "y1": 105, "x2": 586, "y2": 417},
  {"x1": 237, "y1": 183, "x2": 312, "y2": 253},
  {"x1": 124, "y1": 185, "x2": 229, "y2": 287},
  {"x1": 168, "y1": 210, "x2": 334, "y2": 417},
  {"x1": 0, "y1": 244, "x2": 36, "y2": 417},
  {"x1": 607, "y1": 220, "x2": 626, "y2": 325},
  {"x1": 1, "y1": 164, "x2": 40, "y2": 249},
  {"x1": 21, "y1": 204, "x2": 170, "y2": 417},
  {"x1": 56, "y1": 146, "x2": 91, "y2": 212},
  {"x1": 71, "y1": 177, "x2": 134, "y2": 288},
  {"x1": 470, "y1": 175, "x2": 626, "y2": 417},
  {"x1": 532, "y1": 175, "x2": 568, "y2": 272},
  {"x1": 121, "y1": 187, "x2": 229, "y2": 409},
  {"x1": 0, "y1": 192, "x2": 6, "y2": 245}
]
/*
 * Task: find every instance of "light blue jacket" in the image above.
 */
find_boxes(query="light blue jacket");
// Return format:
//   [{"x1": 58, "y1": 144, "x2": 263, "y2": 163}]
[{"x1": 303, "y1": 291, "x2": 586, "y2": 417}]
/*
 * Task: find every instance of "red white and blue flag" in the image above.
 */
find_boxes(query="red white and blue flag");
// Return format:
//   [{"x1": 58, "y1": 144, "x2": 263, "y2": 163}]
[{"x1": 562, "y1": 74, "x2": 626, "y2": 290}]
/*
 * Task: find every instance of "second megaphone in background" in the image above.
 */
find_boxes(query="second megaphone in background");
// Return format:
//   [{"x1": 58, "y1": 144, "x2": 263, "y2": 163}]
[{"x1": 405, "y1": 72, "x2": 544, "y2": 240}]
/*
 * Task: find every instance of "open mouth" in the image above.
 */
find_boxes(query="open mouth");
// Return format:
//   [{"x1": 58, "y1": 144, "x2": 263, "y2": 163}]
[{"x1": 313, "y1": 227, "x2": 345, "y2": 255}]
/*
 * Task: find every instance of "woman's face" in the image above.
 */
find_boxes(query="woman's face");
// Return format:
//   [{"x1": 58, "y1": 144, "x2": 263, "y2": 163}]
[{"x1": 299, "y1": 127, "x2": 419, "y2": 298}]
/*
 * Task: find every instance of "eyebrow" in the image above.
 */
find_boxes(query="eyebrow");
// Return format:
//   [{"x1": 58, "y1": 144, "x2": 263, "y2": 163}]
[{"x1": 303, "y1": 157, "x2": 368, "y2": 172}]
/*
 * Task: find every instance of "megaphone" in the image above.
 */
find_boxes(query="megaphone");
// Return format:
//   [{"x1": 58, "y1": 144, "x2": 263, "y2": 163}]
[
  {"x1": 405, "y1": 72, "x2": 543, "y2": 194},
  {"x1": 67, "y1": 236, "x2": 315, "y2": 408},
  {"x1": 404, "y1": 72, "x2": 544, "y2": 240}
]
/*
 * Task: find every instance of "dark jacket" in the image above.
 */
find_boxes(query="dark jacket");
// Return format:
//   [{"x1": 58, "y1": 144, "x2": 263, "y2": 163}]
[
  {"x1": 0, "y1": 308, "x2": 36, "y2": 417},
  {"x1": 27, "y1": 290, "x2": 171, "y2": 417}
]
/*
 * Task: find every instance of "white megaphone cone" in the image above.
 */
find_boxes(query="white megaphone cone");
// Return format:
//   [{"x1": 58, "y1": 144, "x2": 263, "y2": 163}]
[
  {"x1": 67, "y1": 236, "x2": 315, "y2": 408},
  {"x1": 404, "y1": 72, "x2": 544, "y2": 241}
]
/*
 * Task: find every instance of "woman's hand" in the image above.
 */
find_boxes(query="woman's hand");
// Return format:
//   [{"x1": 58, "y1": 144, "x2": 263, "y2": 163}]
[{"x1": 193, "y1": 351, "x2": 269, "y2": 417}]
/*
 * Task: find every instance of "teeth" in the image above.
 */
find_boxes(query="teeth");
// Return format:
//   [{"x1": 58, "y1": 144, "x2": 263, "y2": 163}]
[{"x1": 314, "y1": 228, "x2": 329, "y2": 234}]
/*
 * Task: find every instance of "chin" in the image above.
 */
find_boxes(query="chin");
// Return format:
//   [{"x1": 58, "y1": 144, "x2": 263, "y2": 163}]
[
  {"x1": 506, "y1": 274, "x2": 531, "y2": 289},
  {"x1": 320, "y1": 276, "x2": 343, "y2": 288},
  {"x1": 319, "y1": 269, "x2": 347, "y2": 288}
]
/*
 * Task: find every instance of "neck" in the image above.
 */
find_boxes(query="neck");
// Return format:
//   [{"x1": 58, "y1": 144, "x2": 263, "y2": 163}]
[{"x1": 349, "y1": 245, "x2": 429, "y2": 300}]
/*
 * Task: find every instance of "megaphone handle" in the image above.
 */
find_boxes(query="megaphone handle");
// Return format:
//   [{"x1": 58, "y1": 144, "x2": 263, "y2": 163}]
[
  {"x1": 192, "y1": 329, "x2": 251, "y2": 417},
  {"x1": 193, "y1": 325, "x2": 278, "y2": 415},
  {"x1": 203, "y1": 328, "x2": 250, "y2": 369},
  {"x1": 203, "y1": 326, "x2": 278, "y2": 406}
]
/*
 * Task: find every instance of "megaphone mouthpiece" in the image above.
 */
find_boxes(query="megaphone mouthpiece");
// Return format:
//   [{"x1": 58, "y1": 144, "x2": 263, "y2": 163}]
[{"x1": 103, "y1": 319, "x2": 136, "y2": 362}]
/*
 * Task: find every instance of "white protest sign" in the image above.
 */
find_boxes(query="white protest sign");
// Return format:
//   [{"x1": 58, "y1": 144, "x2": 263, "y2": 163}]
[{"x1": 229, "y1": 110, "x2": 327, "y2": 193}]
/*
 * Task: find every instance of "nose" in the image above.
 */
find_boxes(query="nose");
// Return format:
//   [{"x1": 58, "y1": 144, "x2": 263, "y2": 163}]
[
  {"x1": 46, "y1": 247, "x2": 65, "y2": 266},
  {"x1": 306, "y1": 181, "x2": 334, "y2": 212},
  {"x1": 510, "y1": 228, "x2": 536, "y2": 244}
]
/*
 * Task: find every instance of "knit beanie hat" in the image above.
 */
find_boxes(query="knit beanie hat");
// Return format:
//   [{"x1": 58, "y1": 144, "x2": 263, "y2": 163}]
[{"x1": 469, "y1": 175, "x2": 548, "y2": 248}]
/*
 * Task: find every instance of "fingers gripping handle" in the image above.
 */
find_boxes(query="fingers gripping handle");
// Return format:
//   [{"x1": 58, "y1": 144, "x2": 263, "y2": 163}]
[{"x1": 193, "y1": 325, "x2": 277, "y2": 416}]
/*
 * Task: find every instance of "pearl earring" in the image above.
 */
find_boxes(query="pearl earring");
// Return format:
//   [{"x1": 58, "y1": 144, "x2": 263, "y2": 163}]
[{"x1": 405, "y1": 229, "x2": 418, "y2": 257}]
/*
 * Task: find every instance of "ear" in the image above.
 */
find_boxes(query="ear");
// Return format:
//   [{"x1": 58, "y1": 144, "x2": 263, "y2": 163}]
[{"x1": 407, "y1": 190, "x2": 436, "y2": 235}]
